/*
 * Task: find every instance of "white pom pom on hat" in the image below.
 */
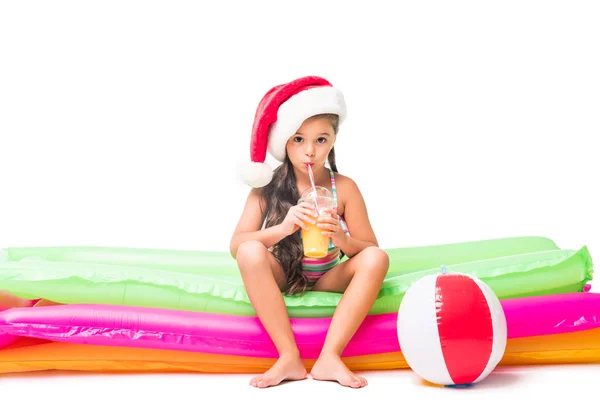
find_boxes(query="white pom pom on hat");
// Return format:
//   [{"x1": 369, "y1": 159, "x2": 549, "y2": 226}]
[{"x1": 239, "y1": 76, "x2": 347, "y2": 188}]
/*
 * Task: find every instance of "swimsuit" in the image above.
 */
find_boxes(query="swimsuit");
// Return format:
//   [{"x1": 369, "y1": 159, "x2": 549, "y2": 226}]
[
  {"x1": 264, "y1": 169, "x2": 350, "y2": 289},
  {"x1": 301, "y1": 169, "x2": 350, "y2": 288}
]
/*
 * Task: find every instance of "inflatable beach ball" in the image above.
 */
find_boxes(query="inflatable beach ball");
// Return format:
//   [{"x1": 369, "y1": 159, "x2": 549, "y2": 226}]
[{"x1": 397, "y1": 270, "x2": 507, "y2": 386}]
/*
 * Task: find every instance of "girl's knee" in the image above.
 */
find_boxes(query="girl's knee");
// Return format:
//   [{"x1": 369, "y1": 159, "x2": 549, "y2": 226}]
[
  {"x1": 236, "y1": 240, "x2": 269, "y2": 270},
  {"x1": 360, "y1": 246, "x2": 389, "y2": 274}
]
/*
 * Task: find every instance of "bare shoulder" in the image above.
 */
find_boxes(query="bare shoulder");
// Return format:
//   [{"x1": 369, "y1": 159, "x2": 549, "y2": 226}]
[
  {"x1": 248, "y1": 186, "x2": 265, "y2": 202},
  {"x1": 249, "y1": 187, "x2": 269, "y2": 215},
  {"x1": 331, "y1": 172, "x2": 365, "y2": 214},
  {"x1": 331, "y1": 171, "x2": 377, "y2": 244},
  {"x1": 332, "y1": 171, "x2": 355, "y2": 185},
  {"x1": 233, "y1": 187, "x2": 266, "y2": 234},
  {"x1": 332, "y1": 172, "x2": 362, "y2": 197}
]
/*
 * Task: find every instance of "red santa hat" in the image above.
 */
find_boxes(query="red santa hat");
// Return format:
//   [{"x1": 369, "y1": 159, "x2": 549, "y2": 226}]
[{"x1": 238, "y1": 76, "x2": 347, "y2": 188}]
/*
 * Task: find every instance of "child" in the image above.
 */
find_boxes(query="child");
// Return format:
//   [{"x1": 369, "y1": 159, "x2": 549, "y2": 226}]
[{"x1": 231, "y1": 76, "x2": 389, "y2": 389}]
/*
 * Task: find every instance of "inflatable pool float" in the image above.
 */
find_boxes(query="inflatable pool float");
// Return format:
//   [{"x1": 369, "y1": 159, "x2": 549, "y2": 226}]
[
  {"x1": 1, "y1": 292, "x2": 599, "y2": 359},
  {"x1": 0, "y1": 327, "x2": 599, "y2": 375},
  {"x1": 2, "y1": 235, "x2": 560, "y2": 275},
  {"x1": 0, "y1": 235, "x2": 595, "y2": 376},
  {"x1": 0, "y1": 237, "x2": 592, "y2": 318}
]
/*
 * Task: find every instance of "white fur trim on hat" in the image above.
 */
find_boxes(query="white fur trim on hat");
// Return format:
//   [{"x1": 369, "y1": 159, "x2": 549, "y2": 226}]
[
  {"x1": 267, "y1": 86, "x2": 346, "y2": 162},
  {"x1": 237, "y1": 160, "x2": 274, "y2": 188}
]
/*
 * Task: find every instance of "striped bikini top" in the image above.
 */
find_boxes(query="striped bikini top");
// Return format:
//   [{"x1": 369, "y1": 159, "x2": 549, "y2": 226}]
[
  {"x1": 301, "y1": 170, "x2": 349, "y2": 284},
  {"x1": 300, "y1": 169, "x2": 350, "y2": 251},
  {"x1": 328, "y1": 169, "x2": 350, "y2": 237}
]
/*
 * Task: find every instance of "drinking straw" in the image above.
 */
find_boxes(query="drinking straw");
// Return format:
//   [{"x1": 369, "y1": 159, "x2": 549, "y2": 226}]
[{"x1": 306, "y1": 163, "x2": 320, "y2": 214}]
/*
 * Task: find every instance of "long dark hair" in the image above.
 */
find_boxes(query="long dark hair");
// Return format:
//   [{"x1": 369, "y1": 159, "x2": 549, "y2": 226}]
[{"x1": 260, "y1": 114, "x2": 339, "y2": 295}]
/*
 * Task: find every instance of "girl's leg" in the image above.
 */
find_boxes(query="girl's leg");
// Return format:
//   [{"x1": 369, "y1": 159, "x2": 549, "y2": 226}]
[
  {"x1": 236, "y1": 240, "x2": 307, "y2": 388},
  {"x1": 309, "y1": 246, "x2": 389, "y2": 388}
]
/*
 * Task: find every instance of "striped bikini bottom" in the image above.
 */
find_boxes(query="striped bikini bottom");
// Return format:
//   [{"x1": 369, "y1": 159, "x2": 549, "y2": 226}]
[{"x1": 302, "y1": 246, "x2": 342, "y2": 288}]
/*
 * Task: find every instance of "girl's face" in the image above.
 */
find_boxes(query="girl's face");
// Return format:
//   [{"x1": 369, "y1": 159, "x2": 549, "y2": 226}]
[{"x1": 285, "y1": 116, "x2": 336, "y2": 173}]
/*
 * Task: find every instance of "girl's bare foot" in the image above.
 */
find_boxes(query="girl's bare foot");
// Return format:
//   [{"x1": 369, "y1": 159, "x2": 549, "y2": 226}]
[
  {"x1": 0, "y1": 290, "x2": 34, "y2": 309},
  {"x1": 249, "y1": 353, "x2": 307, "y2": 388},
  {"x1": 311, "y1": 352, "x2": 367, "y2": 388},
  {"x1": 33, "y1": 299, "x2": 61, "y2": 307}
]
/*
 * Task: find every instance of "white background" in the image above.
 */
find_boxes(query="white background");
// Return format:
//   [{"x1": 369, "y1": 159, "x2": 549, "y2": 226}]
[{"x1": 1, "y1": 1, "x2": 599, "y2": 398}]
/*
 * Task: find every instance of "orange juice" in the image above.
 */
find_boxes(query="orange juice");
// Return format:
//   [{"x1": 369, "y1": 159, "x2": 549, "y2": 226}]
[
  {"x1": 298, "y1": 186, "x2": 334, "y2": 258},
  {"x1": 301, "y1": 212, "x2": 330, "y2": 258}
]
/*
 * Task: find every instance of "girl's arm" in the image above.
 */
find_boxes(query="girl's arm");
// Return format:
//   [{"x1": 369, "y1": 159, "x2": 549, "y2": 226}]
[
  {"x1": 229, "y1": 188, "x2": 287, "y2": 259},
  {"x1": 337, "y1": 177, "x2": 380, "y2": 258}
]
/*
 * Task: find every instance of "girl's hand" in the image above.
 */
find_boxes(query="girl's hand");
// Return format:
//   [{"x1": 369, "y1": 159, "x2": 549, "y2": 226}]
[
  {"x1": 279, "y1": 202, "x2": 317, "y2": 236},
  {"x1": 317, "y1": 209, "x2": 348, "y2": 248}
]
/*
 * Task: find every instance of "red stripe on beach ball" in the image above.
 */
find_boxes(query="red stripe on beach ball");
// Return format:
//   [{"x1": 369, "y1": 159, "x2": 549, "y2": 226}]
[{"x1": 435, "y1": 274, "x2": 494, "y2": 384}]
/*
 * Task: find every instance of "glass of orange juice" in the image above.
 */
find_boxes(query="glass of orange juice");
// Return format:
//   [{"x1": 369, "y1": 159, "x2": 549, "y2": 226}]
[{"x1": 298, "y1": 186, "x2": 334, "y2": 258}]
